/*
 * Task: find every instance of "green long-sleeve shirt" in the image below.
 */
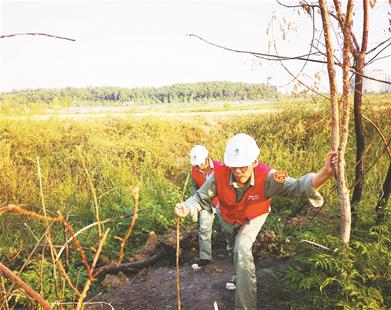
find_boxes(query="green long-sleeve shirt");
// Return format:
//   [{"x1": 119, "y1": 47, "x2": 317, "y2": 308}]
[{"x1": 184, "y1": 168, "x2": 323, "y2": 220}]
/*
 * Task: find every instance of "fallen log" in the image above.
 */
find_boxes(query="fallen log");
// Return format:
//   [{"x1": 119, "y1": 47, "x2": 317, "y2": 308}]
[{"x1": 94, "y1": 246, "x2": 166, "y2": 276}]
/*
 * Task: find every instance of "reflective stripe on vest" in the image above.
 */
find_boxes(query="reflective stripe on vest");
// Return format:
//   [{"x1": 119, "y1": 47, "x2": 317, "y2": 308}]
[
  {"x1": 191, "y1": 159, "x2": 222, "y2": 207},
  {"x1": 214, "y1": 163, "x2": 271, "y2": 224}
]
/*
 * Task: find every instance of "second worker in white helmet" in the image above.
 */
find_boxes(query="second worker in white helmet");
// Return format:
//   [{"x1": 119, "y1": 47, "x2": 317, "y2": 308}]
[
  {"x1": 176, "y1": 133, "x2": 337, "y2": 310},
  {"x1": 189, "y1": 145, "x2": 223, "y2": 270}
]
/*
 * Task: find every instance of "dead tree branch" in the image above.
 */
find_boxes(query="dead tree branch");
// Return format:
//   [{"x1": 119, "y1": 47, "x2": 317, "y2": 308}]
[
  {"x1": 76, "y1": 229, "x2": 109, "y2": 310},
  {"x1": 0, "y1": 205, "x2": 61, "y2": 222},
  {"x1": 55, "y1": 213, "x2": 134, "y2": 262},
  {"x1": 0, "y1": 32, "x2": 75, "y2": 41},
  {"x1": 366, "y1": 37, "x2": 391, "y2": 55},
  {"x1": 0, "y1": 263, "x2": 52, "y2": 310},
  {"x1": 366, "y1": 41, "x2": 391, "y2": 65},
  {"x1": 58, "y1": 213, "x2": 92, "y2": 277},
  {"x1": 94, "y1": 246, "x2": 166, "y2": 276},
  {"x1": 360, "y1": 112, "x2": 391, "y2": 159},
  {"x1": 187, "y1": 34, "x2": 391, "y2": 85}
]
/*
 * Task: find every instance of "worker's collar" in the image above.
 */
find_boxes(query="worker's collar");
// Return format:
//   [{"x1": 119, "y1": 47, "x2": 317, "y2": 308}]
[
  {"x1": 195, "y1": 158, "x2": 214, "y2": 173},
  {"x1": 229, "y1": 170, "x2": 255, "y2": 188}
]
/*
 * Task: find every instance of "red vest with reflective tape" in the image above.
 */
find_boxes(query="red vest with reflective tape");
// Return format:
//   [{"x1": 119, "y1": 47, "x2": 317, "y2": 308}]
[
  {"x1": 214, "y1": 163, "x2": 271, "y2": 224},
  {"x1": 192, "y1": 159, "x2": 222, "y2": 207}
]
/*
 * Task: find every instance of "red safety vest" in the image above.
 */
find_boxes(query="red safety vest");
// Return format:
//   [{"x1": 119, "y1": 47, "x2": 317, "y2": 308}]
[
  {"x1": 214, "y1": 163, "x2": 271, "y2": 224},
  {"x1": 192, "y1": 159, "x2": 222, "y2": 207}
]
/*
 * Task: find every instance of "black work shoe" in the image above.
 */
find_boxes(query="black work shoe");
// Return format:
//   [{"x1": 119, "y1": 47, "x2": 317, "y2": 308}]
[{"x1": 191, "y1": 259, "x2": 211, "y2": 270}]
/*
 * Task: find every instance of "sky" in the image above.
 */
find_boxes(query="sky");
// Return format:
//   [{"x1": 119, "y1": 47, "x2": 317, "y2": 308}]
[{"x1": 0, "y1": 0, "x2": 390, "y2": 93}]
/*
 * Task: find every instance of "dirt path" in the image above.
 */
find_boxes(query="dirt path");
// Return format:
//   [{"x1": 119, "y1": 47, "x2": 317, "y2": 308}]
[{"x1": 87, "y1": 231, "x2": 291, "y2": 310}]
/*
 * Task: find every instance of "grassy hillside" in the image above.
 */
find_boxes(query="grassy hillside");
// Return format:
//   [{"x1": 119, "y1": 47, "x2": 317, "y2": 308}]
[{"x1": 0, "y1": 96, "x2": 390, "y2": 308}]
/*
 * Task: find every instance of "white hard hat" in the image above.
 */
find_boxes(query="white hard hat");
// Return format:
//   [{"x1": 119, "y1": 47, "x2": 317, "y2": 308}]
[
  {"x1": 190, "y1": 145, "x2": 208, "y2": 166},
  {"x1": 224, "y1": 133, "x2": 260, "y2": 167}
]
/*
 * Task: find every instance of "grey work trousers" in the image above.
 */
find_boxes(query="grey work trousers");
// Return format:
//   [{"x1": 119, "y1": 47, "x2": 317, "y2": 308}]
[
  {"x1": 199, "y1": 208, "x2": 215, "y2": 260},
  {"x1": 216, "y1": 207, "x2": 268, "y2": 310}
]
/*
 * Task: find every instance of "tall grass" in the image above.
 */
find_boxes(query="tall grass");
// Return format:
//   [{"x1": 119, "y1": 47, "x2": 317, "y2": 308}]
[
  {"x1": 0, "y1": 98, "x2": 390, "y2": 306},
  {"x1": 1, "y1": 102, "x2": 389, "y2": 250}
]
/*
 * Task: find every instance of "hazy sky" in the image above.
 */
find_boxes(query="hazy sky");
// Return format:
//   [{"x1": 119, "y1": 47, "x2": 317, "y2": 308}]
[{"x1": 1, "y1": 0, "x2": 390, "y2": 93}]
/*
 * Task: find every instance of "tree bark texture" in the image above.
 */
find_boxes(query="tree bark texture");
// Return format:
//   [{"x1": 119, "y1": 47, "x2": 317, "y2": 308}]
[
  {"x1": 352, "y1": 56, "x2": 365, "y2": 205},
  {"x1": 352, "y1": 0, "x2": 369, "y2": 206},
  {"x1": 338, "y1": 0, "x2": 354, "y2": 245},
  {"x1": 319, "y1": 0, "x2": 352, "y2": 245}
]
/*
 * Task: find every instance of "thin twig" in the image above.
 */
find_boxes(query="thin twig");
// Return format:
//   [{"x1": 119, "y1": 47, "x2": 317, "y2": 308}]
[
  {"x1": 39, "y1": 244, "x2": 46, "y2": 302},
  {"x1": 1, "y1": 276, "x2": 10, "y2": 310},
  {"x1": 116, "y1": 187, "x2": 140, "y2": 266},
  {"x1": 0, "y1": 263, "x2": 52, "y2": 310},
  {"x1": 76, "y1": 146, "x2": 102, "y2": 239},
  {"x1": 300, "y1": 239, "x2": 331, "y2": 251},
  {"x1": 360, "y1": 112, "x2": 391, "y2": 159},
  {"x1": 37, "y1": 157, "x2": 60, "y2": 301},
  {"x1": 55, "y1": 256, "x2": 82, "y2": 298},
  {"x1": 176, "y1": 218, "x2": 181, "y2": 310},
  {"x1": 187, "y1": 33, "x2": 391, "y2": 86},
  {"x1": 269, "y1": 12, "x2": 330, "y2": 99},
  {"x1": 181, "y1": 173, "x2": 191, "y2": 202},
  {"x1": 58, "y1": 213, "x2": 92, "y2": 277},
  {"x1": 176, "y1": 173, "x2": 190, "y2": 310},
  {"x1": 53, "y1": 301, "x2": 114, "y2": 309},
  {"x1": 0, "y1": 32, "x2": 75, "y2": 41},
  {"x1": 5, "y1": 240, "x2": 23, "y2": 264},
  {"x1": 6, "y1": 224, "x2": 53, "y2": 303},
  {"x1": 55, "y1": 214, "x2": 133, "y2": 263},
  {"x1": 76, "y1": 229, "x2": 110, "y2": 310},
  {"x1": 23, "y1": 223, "x2": 39, "y2": 242}
]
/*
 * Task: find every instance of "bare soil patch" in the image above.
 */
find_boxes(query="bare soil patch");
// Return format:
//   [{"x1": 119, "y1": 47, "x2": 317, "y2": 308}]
[{"x1": 87, "y1": 229, "x2": 291, "y2": 310}]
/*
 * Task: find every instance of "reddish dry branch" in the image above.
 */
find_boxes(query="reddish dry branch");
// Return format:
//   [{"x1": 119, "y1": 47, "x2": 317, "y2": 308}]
[
  {"x1": 55, "y1": 253, "x2": 82, "y2": 298},
  {"x1": 0, "y1": 263, "x2": 52, "y2": 310},
  {"x1": 116, "y1": 187, "x2": 140, "y2": 266},
  {"x1": 0, "y1": 206, "x2": 61, "y2": 222},
  {"x1": 57, "y1": 214, "x2": 92, "y2": 276},
  {"x1": 77, "y1": 229, "x2": 110, "y2": 310}
]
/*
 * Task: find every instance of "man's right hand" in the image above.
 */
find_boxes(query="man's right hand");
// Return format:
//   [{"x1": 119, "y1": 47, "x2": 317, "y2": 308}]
[{"x1": 174, "y1": 202, "x2": 188, "y2": 218}]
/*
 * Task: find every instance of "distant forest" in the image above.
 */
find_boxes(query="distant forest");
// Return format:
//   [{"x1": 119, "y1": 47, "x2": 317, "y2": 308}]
[{"x1": 1, "y1": 81, "x2": 279, "y2": 105}]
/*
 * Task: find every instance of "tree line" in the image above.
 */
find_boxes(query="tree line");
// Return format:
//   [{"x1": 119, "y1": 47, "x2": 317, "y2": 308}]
[{"x1": 0, "y1": 81, "x2": 279, "y2": 105}]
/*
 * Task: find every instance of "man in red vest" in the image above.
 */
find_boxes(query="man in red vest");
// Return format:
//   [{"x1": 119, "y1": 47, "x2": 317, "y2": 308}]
[
  {"x1": 189, "y1": 145, "x2": 223, "y2": 270},
  {"x1": 175, "y1": 133, "x2": 336, "y2": 310}
]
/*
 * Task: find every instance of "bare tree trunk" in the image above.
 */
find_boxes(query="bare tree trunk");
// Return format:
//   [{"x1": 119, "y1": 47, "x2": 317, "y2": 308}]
[
  {"x1": 319, "y1": 0, "x2": 339, "y2": 151},
  {"x1": 376, "y1": 162, "x2": 391, "y2": 223},
  {"x1": 352, "y1": 0, "x2": 369, "y2": 207},
  {"x1": 320, "y1": 0, "x2": 352, "y2": 245},
  {"x1": 338, "y1": 0, "x2": 354, "y2": 245},
  {"x1": 352, "y1": 59, "x2": 365, "y2": 205}
]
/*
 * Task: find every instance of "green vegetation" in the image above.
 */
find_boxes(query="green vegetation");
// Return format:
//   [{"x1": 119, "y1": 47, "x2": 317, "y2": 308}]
[
  {"x1": 0, "y1": 96, "x2": 390, "y2": 308},
  {"x1": 0, "y1": 81, "x2": 279, "y2": 106}
]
